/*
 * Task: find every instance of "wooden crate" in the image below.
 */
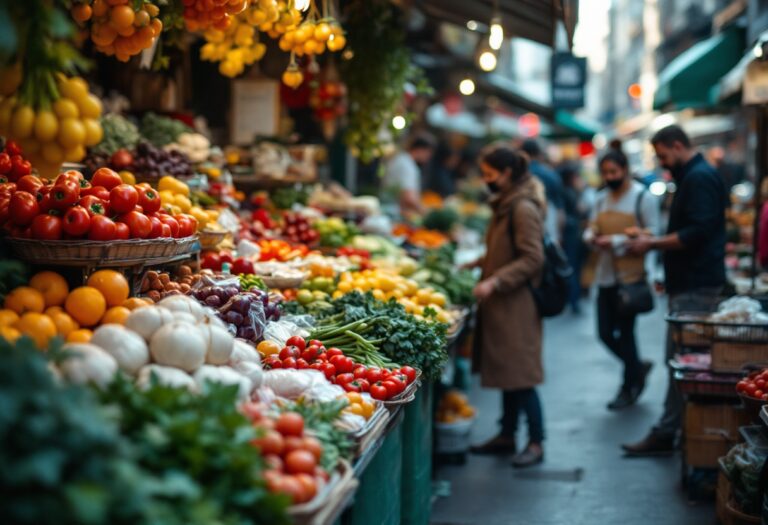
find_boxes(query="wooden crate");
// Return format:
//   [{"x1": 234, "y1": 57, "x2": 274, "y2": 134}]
[
  {"x1": 717, "y1": 468, "x2": 731, "y2": 525},
  {"x1": 684, "y1": 402, "x2": 749, "y2": 468},
  {"x1": 711, "y1": 341, "x2": 768, "y2": 373}
]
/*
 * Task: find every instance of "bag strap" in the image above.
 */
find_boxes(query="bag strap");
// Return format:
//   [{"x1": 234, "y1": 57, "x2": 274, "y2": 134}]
[{"x1": 634, "y1": 188, "x2": 646, "y2": 229}]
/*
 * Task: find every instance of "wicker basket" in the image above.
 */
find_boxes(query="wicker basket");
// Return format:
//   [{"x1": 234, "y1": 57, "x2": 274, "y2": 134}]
[
  {"x1": 6, "y1": 236, "x2": 198, "y2": 266},
  {"x1": 198, "y1": 229, "x2": 226, "y2": 250},
  {"x1": 382, "y1": 370, "x2": 422, "y2": 411},
  {"x1": 260, "y1": 275, "x2": 305, "y2": 289}
]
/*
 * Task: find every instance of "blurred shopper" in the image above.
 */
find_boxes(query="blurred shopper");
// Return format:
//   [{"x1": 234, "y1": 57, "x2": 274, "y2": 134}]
[
  {"x1": 521, "y1": 139, "x2": 565, "y2": 242},
  {"x1": 383, "y1": 136, "x2": 435, "y2": 218},
  {"x1": 558, "y1": 162, "x2": 588, "y2": 313},
  {"x1": 708, "y1": 145, "x2": 745, "y2": 192},
  {"x1": 623, "y1": 125, "x2": 727, "y2": 455},
  {"x1": 585, "y1": 149, "x2": 660, "y2": 410},
  {"x1": 469, "y1": 145, "x2": 546, "y2": 468},
  {"x1": 429, "y1": 143, "x2": 460, "y2": 197}
]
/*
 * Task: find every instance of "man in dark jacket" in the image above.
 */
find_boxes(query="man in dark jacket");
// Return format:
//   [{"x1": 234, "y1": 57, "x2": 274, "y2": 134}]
[{"x1": 622, "y1": 125, "x2": 727, "y2": 455}]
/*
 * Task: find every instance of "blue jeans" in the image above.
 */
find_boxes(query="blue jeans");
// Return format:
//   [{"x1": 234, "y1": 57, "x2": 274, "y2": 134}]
[{"x1": 500, "y1": 388, "x2": 545, "y2": 444}]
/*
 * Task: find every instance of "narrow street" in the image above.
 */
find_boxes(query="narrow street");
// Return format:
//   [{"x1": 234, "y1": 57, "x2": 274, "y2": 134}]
[{"x1": 432, "y1": 301, "x2": 714, "y2": 525}]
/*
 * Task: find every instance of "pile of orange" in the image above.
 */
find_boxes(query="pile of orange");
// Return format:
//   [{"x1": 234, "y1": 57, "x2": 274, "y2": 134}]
[
  {"x1": 183, "y1": 0, "x2": 249, "y2": 32},
  {"x1": 71, "y1": 0, "x2": 164, "y2": 63},
  {"x1": 0, "y1": 269, "x2": 150, "y2": 349}
]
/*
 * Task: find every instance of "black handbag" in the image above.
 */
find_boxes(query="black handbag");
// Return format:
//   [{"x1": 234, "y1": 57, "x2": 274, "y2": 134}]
[{"x1": 613, "y1": 190, "x2": 654, "y2": 316}]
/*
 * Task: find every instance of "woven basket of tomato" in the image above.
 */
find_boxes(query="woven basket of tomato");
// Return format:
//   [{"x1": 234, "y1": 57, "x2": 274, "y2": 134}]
[{"x1": 286, "y1": 459, "x2": 357, "y2": 525}]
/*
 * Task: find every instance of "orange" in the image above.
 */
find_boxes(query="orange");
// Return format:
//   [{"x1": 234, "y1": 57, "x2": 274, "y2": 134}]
[
  {"x1": 87, "y1": 270, "x2": 129, "y2": 307},
  {"x1": 65, "y1": 286, "x2": 107, "y2": 327},
  {"x1": 109, "y1": 4, "x2": 135, "y2": 28},
  {"x1": 45, "y1": 306, "x2": 64, "y2": 316},
  {"x1": 4, "y1": 286, "x2": 45, "y2": 314},
  {"x1": 101, "y1": 306, "x2": 130, "y2": 325},
  {"x1": 0, "y1": 325, "x2": 21, "y2": 342},
  {"x1": 0, "y1": 309, "x2": 19, "y2": 326},
  {"x1": 122, "y1": 297, "x2": 151, "y2": 310},
  {"x1": 67, "y1": 328, "x2": 93, "y2": 343},
  {"x1": 14, "y1": 313, "x2": 57, "y2": 349},
  {"x1": 29, "y1": 271, "x2": 70, "y2": 307},
  {"x1": 49, "y1": 310, "x2": 79, "y2": 337},
  {"x1": 257, "y1": 340, "x2": 281, "y2": 356},
  {"x1": 72, "y1": 3, "x2": 92, "y2": 22}
]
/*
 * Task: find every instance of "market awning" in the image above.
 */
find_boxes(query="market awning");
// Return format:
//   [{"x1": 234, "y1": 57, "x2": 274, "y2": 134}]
[
  {"x1": 653, "y1": 27, "x2": 745, "y2": 111},
  {"x1": 414, "y1": 0, "x2": 578, "y2": 49},
  {"x1": 713, "y1": 30, "x2": 768, "y2": 105},
  {"x1": 547, "y1": 110, "x2": 599, "y2": 140},
  {"x1": 479, "y1": 74, "x2": 554, "y2": 118}
]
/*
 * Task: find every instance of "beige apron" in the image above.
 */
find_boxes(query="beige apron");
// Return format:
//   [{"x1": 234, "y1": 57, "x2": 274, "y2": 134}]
[{"x1": 594, "y1": 209, "x2": 646, "y2": 284}]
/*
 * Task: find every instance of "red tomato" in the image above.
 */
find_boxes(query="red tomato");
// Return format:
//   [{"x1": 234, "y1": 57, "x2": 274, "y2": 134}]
[
  {"x1": 326, "y1": 347, "x2": 343, "y2": 358},
  {"x1": 78, "y1": 195, "x2": 107, "y2": 216},
  {"x1": 49, "y1": 181, "x2": 80, "y2": 210},
  {"x1": 382, "y1": 380, "x2": 402, "y2": 398},
  {"x1": 91, "y1": 168, "x2": 122, "y2": 190},
  {"x1": 62, "y1": 206, "x2": 91, "y2": 236},
  {"x1": 201, "y1": 251, "x2": 222, "y2": 271},
  {"x1": 137, "y1": 187, "x2": 161, "y2": 213},
  {"x1": 119, "y1": 210, "x2": 151, "y2": 238},
  {"x1": 296, "y1": 358, "x2": 309, "y2": 369},
  {"x1": 756, "y1": 379, "x2": 766, "y2": 390},
  {"x1": 252, "y1": 429, "x2": 285, "y2": 456},
  {"x1": 282, "y1": 357, "x2": 297, "y2": 368},
  {"x1": 157, "y1": 215, "x2": 179, "y2": 237},
  {"x1": 356, "y1": 379, "x2": 371, "y2": 392},
  {"x1": 88, "y1": 215, "x2": 117, "y2": 241},
  {"x1": 0, "y1": 152, "x2": 11, "y2": 174},
  {"x1": 301, "y1": 345, "x2": 319, "y2": 362},
  {"x1": 109, "y1": 184, "x2": 139, "y2": 214},
  {"x1": 5, "y1": 140, "x2": 22, "y2": 156},
  {"x1": 86, "y1": 186, "x2": 110, "y2": 201},
  {"x1": 275, "y1": 412, "x2": 304, "y2": 437},
  {"x1": 147, "y1": 216, "x2": 164, "y2": 238},
  {"x1": 756, "y1": 389, "x2": 765, "y2": 399},
  {"x1": 370, "y1": 383, "x2": 389, "y2": 400},
  {"x1": 0, "y1": 182, "x2": 15, "y2": 196},
  {"x1": 302, "y1": 437, "x2": 323, "y2": 461},
  {"x1": 321, "y1": 363, "x2": 336, "y2": 380},
  {"x1": 365, "y1": 367, "x2": 383, "y2": 384},
  {"x1": 114, "y1": 221, "x2": 130, "y2": 240},
  {"x1": 284, "y1": 450, "x2": 317, "y2": 475},
  {"x1": 55, "y1": 171, "x2": 83, "y2": 185},
  {"x1": 400, "y1": 366, "x2": 417, "y2": 384},
  {"x1": 16, "y1": 175, "x2": 43, "y2": 194},
  {"x1": 737, "y1": 380, "x2": 749, "y2": 393},
  {"x1": 175, "y1": 214, "x2": 197, "y2": 237},
  {"x1": 30, "y1": 214, "x2": 63, "y2": 240},
  {"x1": 8, "y1": 155, "x2": 31, "y2": 182},
  {"x1": 219, "y1": 251, "x2": 234, "y2": 264},
  {"x1": 9, "y1": 191, "x2": 39, "y2": 226},
  {"x1": 330, "y1": 355, "x2": 354, "y2": 374},
  {"x1": 160, "y1": 223, "x2": 171, "y2": 237},
  {"x1": 279, "y1": 346, "x2": 301, "y2": 360},
  {"x1": 286, "y1": 336, "x2": 307, "y2": 352},
  {"x1": 231, "y1": 257, "x2": 255, "y2": 275},
  {"x1": 335, "y1": 373, "x2": 355, "y2": 386}
]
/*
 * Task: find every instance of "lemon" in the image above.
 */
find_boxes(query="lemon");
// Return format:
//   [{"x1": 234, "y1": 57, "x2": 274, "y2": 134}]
[
  {"x1": 10, "y1": 105, "x2": 35, "y2": 139},
  {"x1": 34, "y1": 110, "x2": 59, "y2": 142}
]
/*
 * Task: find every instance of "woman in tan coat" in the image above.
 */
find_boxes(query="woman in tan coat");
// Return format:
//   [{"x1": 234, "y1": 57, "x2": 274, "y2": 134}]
[{"x1": 470, "y1": 146, "x2": 546, "y2": 467}]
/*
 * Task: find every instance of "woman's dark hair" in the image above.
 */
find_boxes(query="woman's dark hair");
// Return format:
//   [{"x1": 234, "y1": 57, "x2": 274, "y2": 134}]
[
  {"x1": 599, "y1": 148, "x2": 628, "y2": 170},
  {"x1": 480, "y1": 146, "x2": 529, "y2": 181}
]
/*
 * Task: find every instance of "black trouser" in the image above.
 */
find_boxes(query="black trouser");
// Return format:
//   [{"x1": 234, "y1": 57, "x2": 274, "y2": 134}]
[
  {"x1": 597, "y1": 286, "x2": 642, "y2": 389},
  {"x1": 500, "y1": 388, "x2": 545, "y2": 444}
]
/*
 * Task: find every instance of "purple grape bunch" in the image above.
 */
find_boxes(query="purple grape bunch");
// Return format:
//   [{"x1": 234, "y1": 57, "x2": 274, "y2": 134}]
[
  {"x1": 190, "y1": 286, "x2": 282, "y2": 342},
  {"x1": 192, "y1": 285, "x2": 240, "y2": 308}
]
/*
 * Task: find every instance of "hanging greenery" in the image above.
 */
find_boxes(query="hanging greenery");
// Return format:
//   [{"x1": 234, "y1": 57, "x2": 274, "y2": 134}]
[{"x1": 341, "y1": 0, "x2": 431, "y2": 164}]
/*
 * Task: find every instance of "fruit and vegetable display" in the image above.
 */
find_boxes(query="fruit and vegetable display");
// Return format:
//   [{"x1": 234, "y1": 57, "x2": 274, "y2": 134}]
[
  {"x1": 436, "y1": 390, "x2": 476, "y2": 423},
  {"x1": 736, "y1": 369, "x2": 768, "y2": 402}
]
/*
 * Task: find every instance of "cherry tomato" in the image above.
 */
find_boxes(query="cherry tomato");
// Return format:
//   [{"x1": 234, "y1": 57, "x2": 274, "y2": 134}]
[
  {"x1": 282, "y1": 357, "x2": 297, "y2": 368},
  {"x1": 9, "y1": 191, "x2": 39, "y2": 226},
  {"x1": 114, "y1": 221, "x2": 130, "y2": 240},
  {"x1": 737, "y1": 380, "x2": 749, "y2": 393},
  {"x1": 62, "y1": 206, "x2": 91, "y2": 236},
  {"x1": 370, "y1": 383, "x2": 389, "y2": 400},
  {"x1": 16, "y1": 175, "x2": 43, "y2": 194},
  {"x1": 755, "y1": 389, "x2": 765, "y2": 399},
  {"x1": 309, "y1": 362, "x2": 322, "y2": 371},
  {"x1": 8, "y1": 155, "x2": 31, "y2": 182},
  {"x1": 78, "y1": 195, "x2": 107, "y2": 216},
  {"x1": 321, "y1": 362, "x2": 336, "y2": 380},
  {"x1": 119, "y1": 210, "x2": 151, "y2": 238},
  {"x1": 49, "y1": 181, "x2": 80, "y2": 210},
  {"x1": 302, "y1": 436, "x2": 323, "y2": 461},
  {"x1": 382, "y1": 379, "x2": 402, "y2": 398},
  {"x1": 137, "y1": 186, "x2": 161, "y2": 213},
  {"x1": 330, "y1": 355, "x2": 354, "y2": 374},
  {"x1": 88, "y1": 215, "x2": 117, "y2": 241},
  {"x1": 0, "y1": 153, "x2": 11, "y2": 174},
  {"x1": 30, "y1": 214, "x2": 63, "y2": 240},
  {"x1": 5, "y1": 140, "x2": 22, "y2": 156},
  {"x1": 326, "y1": 347, "x2": 343, "y2": 358},
  {"x1": 91, "y1": 167, "x2": 122, "y2": 190},
  {"x1": 275, "y1": 412, "x2": 304, "y2": 437},
  {"x1": 286, "y1": 336, "x2": 306, "y2": 352},
  {"x1": 109, "y1": 184, "x2": 139, "y2": 214}
]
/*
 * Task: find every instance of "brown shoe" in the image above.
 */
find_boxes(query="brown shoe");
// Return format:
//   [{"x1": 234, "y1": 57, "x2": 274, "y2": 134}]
[
  {"x1": 622, "y1": 432, "x2": 675, "y2": 457},
  {"x1": 470, "y1": 435, "x2": 517, "y2": 455}
]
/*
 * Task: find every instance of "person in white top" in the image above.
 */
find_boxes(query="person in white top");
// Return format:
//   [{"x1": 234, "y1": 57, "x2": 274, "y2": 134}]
[
  {"x1": 382, "y1": 137, "x2": 435, "y2": 218},
  {"x1": 584, "y1": 149, "x2": 661, "y2": 410}
]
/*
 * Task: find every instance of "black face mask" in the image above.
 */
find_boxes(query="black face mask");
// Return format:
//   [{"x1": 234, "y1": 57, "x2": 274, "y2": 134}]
[
  {"x1": 605, "y1": 178, "x2": 625, "y2": 191},
  {"x1": 486, "y1": 181, "x2": 502, "y2": 193}
]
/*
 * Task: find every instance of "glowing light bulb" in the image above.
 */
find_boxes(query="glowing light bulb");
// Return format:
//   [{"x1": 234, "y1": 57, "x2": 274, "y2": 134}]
[
  {"x1": 478, "y1": 51, "x2": 497, "y2": 72},
  {"x1": 459, "y1": 78, "x2": 475, "y2": 96},
  {"x1": 489, "y1": 18, "x2": 504, "y2": 50},
  {"x1": 392, "y1": 115, "x2": 406, "y2": 130},
  {"x1": 467, "y1": 20, "x2": 478, "y2": 31},
  {"x1": 294, "y1": 0, "x2": 310, "y2": 12}
]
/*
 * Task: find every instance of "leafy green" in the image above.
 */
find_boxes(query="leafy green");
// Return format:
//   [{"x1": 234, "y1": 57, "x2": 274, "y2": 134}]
[
  {"x1": 270, "y1": 186, "x2": 310, "y2": 210},
  {"x1": 98, "y1": 377, "x2": 291, "y2": 525},
  {"x1": 416, "y1": 245, "x2": 478, "y2": 306},
  {"x1": 307, "y1": 292, "x2": 448, "y2": 379},
  {"x1": 422, "y1": 208, "x2": 460, "y2": 233},
  {"x1": 276, "y1": 399, "x2": 353, "y2": 472},
  {"x1": 90, "y1": 114, "x2": 141, "y2": 157},
  {"x1": 0, "y1": 337, "x2": 193, "y2": 525},
  {"x1": 140, "y1": 112, "x2": 193, "y2": 147},
  {"x1": 0, "y1": 257, "x2": 29, "y2": 302}
]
